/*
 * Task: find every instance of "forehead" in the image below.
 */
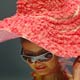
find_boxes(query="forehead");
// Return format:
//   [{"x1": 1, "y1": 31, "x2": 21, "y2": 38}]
[{"x1": 21, "y1": 40, "x2": 46, "y2": 55}]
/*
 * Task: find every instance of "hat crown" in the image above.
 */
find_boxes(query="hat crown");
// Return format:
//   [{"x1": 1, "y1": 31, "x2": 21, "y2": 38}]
[
  {"x1": 17, "y1": 0, "x2": 66, "y2": 14},
  {"x1": 16, "y1": 0, "x2": 80, "y2": 20}
]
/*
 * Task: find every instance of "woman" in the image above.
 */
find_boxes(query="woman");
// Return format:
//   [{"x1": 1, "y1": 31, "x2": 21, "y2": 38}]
[
  {"x1": 72, "y1": 56, "x2": 80, "y2": 80},
  {"x1": 0, "y1": 0, "x2": 80, "y2": 79},
  {"x1": 20, "y1": 38, "x2": 72, "y2": 80}
]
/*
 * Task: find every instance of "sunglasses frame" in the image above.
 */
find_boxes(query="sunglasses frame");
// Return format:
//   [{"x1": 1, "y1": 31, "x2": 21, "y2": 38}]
[{"x1": 21, "y1": 48, "x2": 53, "y2": 63}]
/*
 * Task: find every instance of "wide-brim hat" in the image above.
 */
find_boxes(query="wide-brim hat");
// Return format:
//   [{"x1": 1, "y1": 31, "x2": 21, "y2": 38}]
[{"x1": 0, "y1": 0, "x2": 80, "y2": 57}]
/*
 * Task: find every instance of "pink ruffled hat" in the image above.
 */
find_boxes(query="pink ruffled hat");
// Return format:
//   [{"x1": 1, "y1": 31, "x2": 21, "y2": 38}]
[{"x1": 0, "y1": 0, "x2": 80, "y2": 57}]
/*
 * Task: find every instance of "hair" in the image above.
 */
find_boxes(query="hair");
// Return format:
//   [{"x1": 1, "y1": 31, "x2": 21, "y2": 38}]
[
  {"x1": 73, "y1": 56, "x2": 80, "y2": 66},
  {"x1": 20, "y1": 37, "x2": 30, "y2": 43}
]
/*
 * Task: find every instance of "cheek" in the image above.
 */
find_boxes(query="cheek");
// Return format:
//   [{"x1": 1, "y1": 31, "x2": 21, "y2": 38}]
[
  {"x1": 27, "y1": 62, "x2": 35, "y2": 70},
  {"x1": 45, "y1": 58, "x2": 56, "y2": 69}
]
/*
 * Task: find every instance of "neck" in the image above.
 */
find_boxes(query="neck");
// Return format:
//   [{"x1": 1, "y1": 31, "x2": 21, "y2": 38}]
[{"x1": 43, "y1": 67, "x2": 67, "y2": 80}]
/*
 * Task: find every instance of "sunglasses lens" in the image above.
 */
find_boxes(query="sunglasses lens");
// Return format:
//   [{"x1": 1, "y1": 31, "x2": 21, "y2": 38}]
[
  {"x1": 22, "y1": 56, "x2": 33, "y2": 63},
  {"x1": 22, "y1": 56, "x2": 27, "y2": 60},
  {"x1": 45, "y1": 53, "x2": 53, "y2": 58},
  {"x1": 43, "y1": 52, "x2": 53, "y2": 61}
]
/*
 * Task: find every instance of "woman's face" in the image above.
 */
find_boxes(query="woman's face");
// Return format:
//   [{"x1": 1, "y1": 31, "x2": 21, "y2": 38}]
[{"x1": 21, "y1": 40, "x2": 58, "y2": 75}]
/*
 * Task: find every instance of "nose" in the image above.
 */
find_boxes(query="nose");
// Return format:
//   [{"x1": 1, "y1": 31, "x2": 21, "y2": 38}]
[{"x1": 34, "y1": 60, "x2": 42, "y2": 64}]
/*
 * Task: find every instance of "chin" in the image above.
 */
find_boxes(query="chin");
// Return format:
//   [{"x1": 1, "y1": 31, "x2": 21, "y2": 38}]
[{"x1": 37, "y1": 71, "x2": 51, "y2": 76}]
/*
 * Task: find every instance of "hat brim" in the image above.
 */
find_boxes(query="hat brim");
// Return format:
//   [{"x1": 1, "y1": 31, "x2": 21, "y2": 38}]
[{"x1": 0, "y1": 30, "x2": 19, "y2": 43}]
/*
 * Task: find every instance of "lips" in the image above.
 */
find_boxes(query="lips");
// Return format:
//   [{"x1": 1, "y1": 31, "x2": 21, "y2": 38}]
[{"x1": 35, "y1": 66, "x2": 47, "y2": 70}]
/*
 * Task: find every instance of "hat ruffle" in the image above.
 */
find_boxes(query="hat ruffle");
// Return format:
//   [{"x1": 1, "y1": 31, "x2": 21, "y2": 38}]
[
  {"x1": 0, "y1": 0, "x2": 80, "y2": 57},
  {"x1": 17, "y1": 0, "x2": 80, "y2": 20}
]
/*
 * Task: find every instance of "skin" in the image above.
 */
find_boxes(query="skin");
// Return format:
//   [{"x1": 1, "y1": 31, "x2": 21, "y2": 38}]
[
  {"x1": 72, "y1": 56, "x2": 80, "y2": 80},
  {"x1": 21, "y1": 40, "x2": 60, "y2": 76}
]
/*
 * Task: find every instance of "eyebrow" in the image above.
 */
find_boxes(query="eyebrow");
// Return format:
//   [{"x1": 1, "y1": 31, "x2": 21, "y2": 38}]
[{"x1": 22, "y1": 49, "x2": 48, "y2": 56}]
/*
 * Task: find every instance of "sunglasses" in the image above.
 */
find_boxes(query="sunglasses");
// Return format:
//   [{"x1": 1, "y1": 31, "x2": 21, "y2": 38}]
[{"x1": 21, "y1": 49, "x2": 53, "y2": 63}]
